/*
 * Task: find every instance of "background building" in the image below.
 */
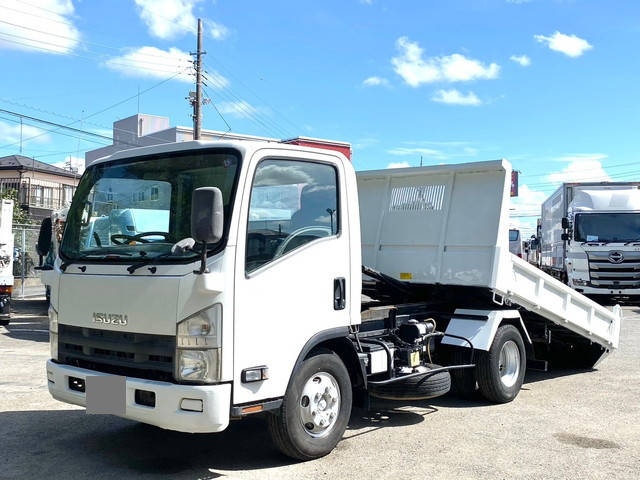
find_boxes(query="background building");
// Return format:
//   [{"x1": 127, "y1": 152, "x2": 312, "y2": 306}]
[
  {"x1": 85, "y1": 113, "x2": 351, "y2": 167},
  {"x1": 0, "y1": 155, "x2": 80, "y2": 221}
]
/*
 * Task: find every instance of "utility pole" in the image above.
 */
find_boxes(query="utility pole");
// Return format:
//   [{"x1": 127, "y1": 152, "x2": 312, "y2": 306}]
[{"x1": 192, "y1": 18, "x2": 205, "y2": 140}]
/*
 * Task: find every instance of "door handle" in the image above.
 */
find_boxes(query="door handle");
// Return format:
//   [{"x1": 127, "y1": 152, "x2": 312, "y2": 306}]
[{"x1": 333, "y1": 277, "x2": 346, "y2": 310}]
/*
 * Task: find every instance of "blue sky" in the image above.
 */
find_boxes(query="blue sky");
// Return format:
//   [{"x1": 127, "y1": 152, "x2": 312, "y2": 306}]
[{"x1": 1, "y1": 0, "x2": 639, "y2": 235}]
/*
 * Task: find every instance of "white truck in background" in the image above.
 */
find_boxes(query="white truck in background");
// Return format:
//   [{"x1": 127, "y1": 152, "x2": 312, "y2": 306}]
[
  {"x1": 508, "y1": 228, "x2": 523, "y2": 258},
  {"x1": 540, "y1": 182, "x2": 640, "y2": 300},
  {"x1": 0, "y1": 199, "x2": 14, "y2": 324},
  {"x1": 38, "y1": 141, "x2": 620, "y2": 460}
]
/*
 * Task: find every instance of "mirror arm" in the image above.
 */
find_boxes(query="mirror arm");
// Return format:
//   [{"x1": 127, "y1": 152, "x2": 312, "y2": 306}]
[{"x1": 193, "y1": 243, "x2": 209, "y2": 275}]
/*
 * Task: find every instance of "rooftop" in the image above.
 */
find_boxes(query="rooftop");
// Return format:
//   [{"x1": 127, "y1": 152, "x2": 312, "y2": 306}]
[{"x1": 0, "y1": 155, "x2": 80, "y2": 179}]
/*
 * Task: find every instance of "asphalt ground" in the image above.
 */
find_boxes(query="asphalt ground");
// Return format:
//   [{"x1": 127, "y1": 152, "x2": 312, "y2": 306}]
[{"x1": 1, "y1": 299, "x2": 638, "y2": 480}]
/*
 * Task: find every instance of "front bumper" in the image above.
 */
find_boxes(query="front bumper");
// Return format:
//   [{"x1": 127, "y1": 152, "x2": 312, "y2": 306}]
[
  {"x1": 46, "y1": 360, "x2": 231, "y2": 433},
  {"x1": 571, "y1": 284, "x2": 640, "y2": 296}
]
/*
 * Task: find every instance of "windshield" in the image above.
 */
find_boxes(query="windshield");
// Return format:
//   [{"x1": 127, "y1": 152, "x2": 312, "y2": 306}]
[
  {"x1": 509, "y1": 229, "x2": 520, "y2": 242},
  {"x1": 575, "y1": 213, "x2": 640, "y2": 242},
  {"x1": 61, "y1": 148, "x2": 240, "y2": 262}
]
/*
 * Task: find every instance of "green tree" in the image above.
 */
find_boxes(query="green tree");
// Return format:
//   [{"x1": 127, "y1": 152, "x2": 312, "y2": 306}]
[{"x1": 0, "y1": 188, "x2": 34, "y2": 225}]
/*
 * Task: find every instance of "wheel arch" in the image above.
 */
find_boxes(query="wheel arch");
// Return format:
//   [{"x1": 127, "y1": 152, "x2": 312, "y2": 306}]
[{"x1": 288, "y1": 327, "x2": 366, "y2": 392}]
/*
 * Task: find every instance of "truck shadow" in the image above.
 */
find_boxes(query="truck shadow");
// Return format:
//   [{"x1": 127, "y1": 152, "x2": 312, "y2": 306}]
[
  {"x1": 0, "y1": 406, "x2": 431, "y2": 478},
  {"x1": 1, "y1": 324, "x2": 50, "y2": 343}
]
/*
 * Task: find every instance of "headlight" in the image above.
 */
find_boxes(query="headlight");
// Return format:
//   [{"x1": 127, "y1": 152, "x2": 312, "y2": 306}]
[
  {"x1": 573, "y1": 279, "x2": 588, "y2": 286},
  {"x1": 176, "y1": 349, "x2": 220, "y2": 383},
  {"x1": 48, "y1": 306, "x2": 58, "y2": 360},
  {"x1": 175, "y1": 304, "x2": 222, "y2": 383}
]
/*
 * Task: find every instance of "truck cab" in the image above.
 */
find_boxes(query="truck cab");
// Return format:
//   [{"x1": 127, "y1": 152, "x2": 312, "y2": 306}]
[
  {"x1": 43, "y1": 141, "x2": 361, "y2": 453},
  {"x1": 563, "y1": 186, "x2": 640, "y2": 297}
]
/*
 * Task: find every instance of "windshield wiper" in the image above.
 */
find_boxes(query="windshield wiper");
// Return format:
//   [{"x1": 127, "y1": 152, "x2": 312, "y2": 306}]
[
  {"x1": 60, "y1": 252, "x2": 133, "y2": 271},
  {"x1": 624, "y1": 238, "x2": 640, "y2": 246},
  {"x1": 126, "y1": 238, "x2": 197, "y2": 274}
]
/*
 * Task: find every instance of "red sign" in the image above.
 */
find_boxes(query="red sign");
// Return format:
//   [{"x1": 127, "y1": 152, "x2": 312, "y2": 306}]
[{"x1": 511, "y1": 170, "x2": 519, "y2": 197}]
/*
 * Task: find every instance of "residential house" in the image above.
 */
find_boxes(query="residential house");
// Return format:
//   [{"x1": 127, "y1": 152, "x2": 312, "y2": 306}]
[{"x1": 0, "y1": 155, "x2": 80, "y2": 221}]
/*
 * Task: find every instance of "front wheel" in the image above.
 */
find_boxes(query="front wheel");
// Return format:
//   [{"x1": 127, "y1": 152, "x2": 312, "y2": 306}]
[
  {"x1": 476, "y1": 324, "x2": 526, "y2": 403},
  {"x1": 268, "y1": 351, "x2": 352, "y2": 460}
]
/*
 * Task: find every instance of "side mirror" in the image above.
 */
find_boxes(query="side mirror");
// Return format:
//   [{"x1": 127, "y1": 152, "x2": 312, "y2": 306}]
[
  {"x1": 36, "y1": 217, "x2": 52, "y2": 263},
  {"x1": 561, "y1": 217, "x2": 569, "y2": 229},
  {"x1": 561, "y1": 233, "x2": 570, "y2": 241},
  {"x1": 191, "y1": 187, "x2": 224, "y2": 244},
  {"x1": 191, "y1": 187, "x2": 223, "y2": 274}
]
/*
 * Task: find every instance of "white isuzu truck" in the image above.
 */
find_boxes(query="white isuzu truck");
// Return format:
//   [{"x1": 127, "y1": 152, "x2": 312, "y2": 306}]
[
  {"x1": 540, "y1": 182, "x2": 640, "y2": 300},
  {"x1": 39, "y1": 141, "x2": 620, "y2": 460}
]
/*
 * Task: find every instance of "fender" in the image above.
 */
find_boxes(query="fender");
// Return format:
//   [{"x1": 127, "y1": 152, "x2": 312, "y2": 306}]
[
  {"x1": 286, "y1": 326, "x2": 365, "y2": 390},
  {"x1": 441, "y1": 309, "x2": 532, "y2": 351}
]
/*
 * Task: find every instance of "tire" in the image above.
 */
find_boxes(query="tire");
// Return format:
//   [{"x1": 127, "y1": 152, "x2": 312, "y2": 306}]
[
  {"x1": 369, "y1": 363, "x2": 451, "y2": 401},
  {"x1": 0, "y1": 318, "x2": 9, "y2": 326},
  {"x1": 476, "y1": 324, "x2": 526, "y2": 403},
  {"x1": 450, "y1": 347, "x2": 477, "y2": 397},
  {"x1": 268, "y1": 351, "x2": 352, "y2": 460}
]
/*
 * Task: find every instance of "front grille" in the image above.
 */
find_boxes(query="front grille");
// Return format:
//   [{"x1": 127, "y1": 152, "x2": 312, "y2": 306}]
[
  {"x1": 588, "y1": 251, "x2": 640, "y2": 289},
  {"x1": 58, "y1": 325, "x2": 176, "y2": 382}
]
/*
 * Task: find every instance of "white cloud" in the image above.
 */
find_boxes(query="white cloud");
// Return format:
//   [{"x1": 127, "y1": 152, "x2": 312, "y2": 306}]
[
  {"x1": 362, "y1": 76, "x2": 389, "y2": 87},
  {"x1": 134, "y1": 0, "x2": 229, "y2": 41},
  {"x1": 511, "y1": 184, "x2": 546, "y2": 213},
  {"x1": 534, "y1": 31, "x2": 593, "y2": 58},
  {"x1": 509, "y1": 184, "x2": 547, "y2": 237},
  {"x1": 547, "y1": 155, "x2": 611, "y2": 183},
  {"x1": 353, "y1": 138, "x2": 379, "y2": 150},
  {"x1": 391, "y1": 37, "x2": 500, "y2": 87},
  {"x1": 387, "y1": 147, "x2": 448, "y2": 160},
  {"x1": 208, "y1": 20, "x2": 229, "y2": 40},
  {"x1": 0, "y1": 0, "x2": 80, "y2": 54},
  {"x1": 104, "y1": 46, "x2": 228, "y2": 86},
  {"x1": 52, "y1": 155, "x2": 85, "y2": 174},
  {"x1": 0, "y1": 120, "x2": 50, "y2": 144},
  {"x1": 432, "y1": 89, "x2": 482, "y2": 106},
  {"x1": 387, "y1": 162, "x2": 410, "y2": 169},
  {"x1": 510, "y1": 54, "x2": 531, "y2": 67},
  {"x1": 216, "y1": 100, "x2": 259, "y2": 119}
]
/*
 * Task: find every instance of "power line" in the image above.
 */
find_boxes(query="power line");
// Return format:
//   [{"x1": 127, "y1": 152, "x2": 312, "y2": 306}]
[
  {"x1": 202, "y1": 88, "x2": 232, "y2": 132},
  {"x1": 202, "y1": 59, "x2": 302, "y2": 134},
  {"x1": 0, "y1": 109, "x2": 117, "y2": 143},
  {"x1": 0, "y1": 3, "x2": 75, "y2": 27},
  {"x1": 203, "y1": 72, "x2": 292, "y2": 138},
  {"x1": 0, "y1": 67, "x2": 189, "y2": 150},
  {"x1": 0, "y1": 29, "x2": 193, "y2": 72},
  {"x1": 0, "y1": 18, "x2": 198, "y2": 65},
  {"x1": 203, "y1": 62, "x2": 295, "y2": 138},
  {"x1": 14, "y1": 0, "x2": 72, "y2": 17}
]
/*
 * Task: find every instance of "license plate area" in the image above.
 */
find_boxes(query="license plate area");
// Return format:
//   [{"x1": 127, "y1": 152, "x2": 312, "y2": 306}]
[{"x1": 85, "y1": 375, "x2": 126, "y2": 415}]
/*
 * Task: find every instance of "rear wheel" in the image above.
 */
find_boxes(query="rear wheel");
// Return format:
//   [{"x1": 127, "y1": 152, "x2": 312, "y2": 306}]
[
  {"x1": 476, "y1": 324, "x2": 526, "y2": 403},
  {"x1": 268, "y1": 351, "x2": 352, "y2": 460}
]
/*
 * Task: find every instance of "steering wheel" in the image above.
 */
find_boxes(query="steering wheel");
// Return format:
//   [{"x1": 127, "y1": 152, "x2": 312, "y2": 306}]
[
  {"x1": 110, "y1": 231, "x2": 172, "y2": 245},
  {"x1": 274, "y1": 226, "x2": 332, "y2": 258}
]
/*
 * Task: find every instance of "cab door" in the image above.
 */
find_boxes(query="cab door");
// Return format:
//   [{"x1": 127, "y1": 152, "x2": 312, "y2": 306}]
[{"x1": 233, "y1": 151, "x2": 351, "y2": 404}]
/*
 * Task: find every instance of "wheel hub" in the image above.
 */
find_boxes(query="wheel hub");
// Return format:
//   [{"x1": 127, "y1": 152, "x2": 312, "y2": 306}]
[
  {"x1": 498, "y1": 340, "x2": 521, "y2": 388},
  {"x1": 299, "y1": 372, "x2": 340, "y2": 437}
]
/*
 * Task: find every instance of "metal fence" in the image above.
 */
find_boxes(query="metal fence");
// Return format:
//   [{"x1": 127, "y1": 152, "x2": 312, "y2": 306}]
[
  {"x1": 12, "y1": 224, "x2": 45, "y2": 299},
  {"x1": 0, "y1": 178, "x2": 76, "y2": 210}
]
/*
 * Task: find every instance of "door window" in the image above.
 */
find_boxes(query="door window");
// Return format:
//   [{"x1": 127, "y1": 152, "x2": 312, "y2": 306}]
[{"x1": 246, "y1": 159, "x2": 338, "y2": 273}]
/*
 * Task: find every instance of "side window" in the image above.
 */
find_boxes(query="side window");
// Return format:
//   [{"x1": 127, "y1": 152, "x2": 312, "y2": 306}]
[{"x1": 246, "y1": 159, "x2": 338, "y2": 273}]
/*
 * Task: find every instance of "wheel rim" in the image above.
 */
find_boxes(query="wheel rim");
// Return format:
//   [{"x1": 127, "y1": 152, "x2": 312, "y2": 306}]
[
  {"x1": 299, "y1": 372, "x2": 341, "y2": 438},
  {"x1": 499, "y1": 340, "x2": 521, "y2": 388}
]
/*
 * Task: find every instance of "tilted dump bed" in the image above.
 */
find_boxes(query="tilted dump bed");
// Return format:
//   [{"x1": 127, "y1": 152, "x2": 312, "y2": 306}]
[{"x1": 356, "y1": 159, "x2": 621, "y2": 351}]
